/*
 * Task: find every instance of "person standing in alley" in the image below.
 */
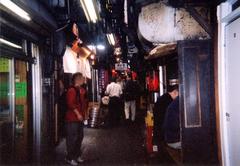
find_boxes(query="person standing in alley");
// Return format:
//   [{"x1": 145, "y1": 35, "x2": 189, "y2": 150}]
[
  {"x1": 153, "y1": 85, "x2": 178, "y2": 149},
  {"x1": 124, "y1": 74, "x2": 139, "y2": 123},
  {"x1": 164, "y1": 96, "x2": 181, "y2": 149},
  {"x1": 105, "y1": 77, "x2": 123, "y2": 127},
  {"x1": 65, "y1": 72, "x2": 86, "y2": 165}
]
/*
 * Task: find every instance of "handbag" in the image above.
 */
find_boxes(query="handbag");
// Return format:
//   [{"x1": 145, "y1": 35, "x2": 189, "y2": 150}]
[{"x1": 102, "y1": 96, "x2": 109, "y2": 105}]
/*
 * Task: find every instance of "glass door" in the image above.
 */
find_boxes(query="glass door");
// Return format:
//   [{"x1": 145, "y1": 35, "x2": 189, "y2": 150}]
[
  {"x1": 0, "y1": 58, "x2": 29, "y2": 163},
  {"x1": 14, "y1": 60, "x2": 29, "y2": 162},
  {"x1": 0, "y1": 57, "x2": 14, "y2": 163}
]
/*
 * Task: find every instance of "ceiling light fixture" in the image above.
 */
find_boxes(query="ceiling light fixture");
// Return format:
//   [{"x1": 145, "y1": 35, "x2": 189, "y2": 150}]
[
  {"x1": 80, "y1": 0, "x2": 98, "y2": 23},
  {"x1": 0, "y1": 38, "x2": 22, "y2": 49},
  {"x1": 87, "y1": 45, "x2": 95, "y2": 50},
  {"x1": 0, "y1": 0, "x2": 31, "y2": 21},
  {"x1": 106, "y1": 33, "x2": 115, "y2": 46},
  {"x1": 97, "y1": 44, "x2": 105, "y2": 50}
]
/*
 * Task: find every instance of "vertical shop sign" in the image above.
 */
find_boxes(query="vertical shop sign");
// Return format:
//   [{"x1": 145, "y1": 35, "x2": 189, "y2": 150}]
[{"x1": 98, "y1": 69, "x2": 108, "y2": 95}]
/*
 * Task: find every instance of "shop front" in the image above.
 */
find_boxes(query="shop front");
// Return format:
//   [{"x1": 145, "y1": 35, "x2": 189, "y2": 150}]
[
  {"x1": 0, "y1": 42, "x2": 33, "y2": 164},
  {"x1": 0, "y1": 0, "x2": 57, "y2": 163}
]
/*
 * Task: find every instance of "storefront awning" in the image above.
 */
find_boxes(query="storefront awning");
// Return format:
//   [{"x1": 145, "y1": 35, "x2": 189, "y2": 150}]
[{"x1": 144, "y1": 43, "x2": 177, "y2": 60}]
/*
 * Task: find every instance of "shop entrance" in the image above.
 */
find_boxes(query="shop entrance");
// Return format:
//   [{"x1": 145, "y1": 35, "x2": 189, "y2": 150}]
[{"x1": 0, "y1": 57, "x2": 31, "y2": 163}]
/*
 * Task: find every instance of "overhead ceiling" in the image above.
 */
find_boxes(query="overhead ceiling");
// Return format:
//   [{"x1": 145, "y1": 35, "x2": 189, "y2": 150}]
[{"x1": 37, "y1": 0, "x2": 226, "y2": 69}]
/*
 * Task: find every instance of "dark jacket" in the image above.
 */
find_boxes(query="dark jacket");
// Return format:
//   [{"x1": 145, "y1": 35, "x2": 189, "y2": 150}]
[
  {"x1": 153, "y1": 93, "x2": 173, "y2": 144},
  {"x1": 124, "y1": 80, "x2": 139, "y2": 101},
  {"x1": 164, "y1": 96, "x2": 180, "y2": 143}
]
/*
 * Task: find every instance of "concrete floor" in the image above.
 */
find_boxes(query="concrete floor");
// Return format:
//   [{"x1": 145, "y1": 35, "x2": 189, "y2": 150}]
[{"x1": 53, "y1": 111, "x2": 175, "y2": 166}]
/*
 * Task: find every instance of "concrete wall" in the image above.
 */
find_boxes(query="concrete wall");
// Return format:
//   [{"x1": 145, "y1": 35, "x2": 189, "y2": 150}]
[{"x1": 138, "y1": 2, "x2": 210, "y2": 43}]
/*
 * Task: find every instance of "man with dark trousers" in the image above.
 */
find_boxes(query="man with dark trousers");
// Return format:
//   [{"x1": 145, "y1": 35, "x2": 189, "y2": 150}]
[
  {"x1": 105, "y1": 77, "x2": 123, "y2": 127},
  {"x1": 153, "y1": 85, "x2": 179, "y2": 149}
]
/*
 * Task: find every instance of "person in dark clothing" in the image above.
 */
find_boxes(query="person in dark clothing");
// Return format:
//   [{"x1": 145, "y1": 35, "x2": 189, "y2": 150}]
[
  {"x1": 105, "y1": 77, "x2": 123, "y2": 127},
  {"x1": 124, "y1": 74, "x2": 139, "y2": 122},
  {"x1": 164, "y1": 96, "x2": 181, "y2": 149},
  {"x1": 153, "y1": 85, "x2": 178, "y2": 147}
]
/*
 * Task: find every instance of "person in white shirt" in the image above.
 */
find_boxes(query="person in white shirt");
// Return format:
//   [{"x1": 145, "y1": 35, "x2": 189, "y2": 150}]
[{"x1": 105, "y1": 77, "x2": 123, "y2": 127}]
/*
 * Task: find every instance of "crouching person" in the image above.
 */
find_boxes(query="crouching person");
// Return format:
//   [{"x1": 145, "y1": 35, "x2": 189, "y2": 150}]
[{"x1": 65, "y1": 72, "x2": 86, "y2": 165}]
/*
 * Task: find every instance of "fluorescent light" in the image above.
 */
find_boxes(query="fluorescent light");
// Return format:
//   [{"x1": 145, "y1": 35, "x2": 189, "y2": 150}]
[
  {"x1": 80, "y1": 0, "x2": 90, "y2": 22},
  {"x1": 80, "y1": 0, "x2": 98, "y2": 23},
  {"x1": 124, "y1": 0, "x2": 128, "y2": 25},
  {"x1": 97, "y1": 44, "x2": 105, "y2": 50},
  {"x1": 0, "y1": 0, "x2": 31, "y2": 21},
  {"x1": 106, "y1": 33, "x2": 115, "y2": 46},
  {"x1": 87, "y1": 45, "x2": 95, "y2": 50},
  {"x1": 0, "y1": 38, "x2": 22, "y2": 49}
]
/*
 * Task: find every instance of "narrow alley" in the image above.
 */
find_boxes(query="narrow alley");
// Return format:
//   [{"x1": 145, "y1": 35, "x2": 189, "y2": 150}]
[{"x1": 52, "y1": 113, "x2": 174, "y2": 166}]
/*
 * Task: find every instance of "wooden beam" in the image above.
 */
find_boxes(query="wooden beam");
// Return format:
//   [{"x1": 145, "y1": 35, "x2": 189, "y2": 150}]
[{"x1": 185, "y1": 6, "x2": 212, "y2": 37}]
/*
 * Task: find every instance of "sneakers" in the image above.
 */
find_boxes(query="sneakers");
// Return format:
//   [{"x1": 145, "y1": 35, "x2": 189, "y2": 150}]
[
  {"x1": 83, "y1": 120, "x2": 88, "y2": 125},
  {"x1": 77, "y1": 156, "x2": 84, "y2": 163},
  {"x1": 65, "y1": 158, "x2": 78, "y2": 166}
]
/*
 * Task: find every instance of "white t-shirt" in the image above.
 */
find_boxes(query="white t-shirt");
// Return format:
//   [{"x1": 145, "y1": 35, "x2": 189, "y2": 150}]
[{"x1": 105, "y1": 82, "x2": 122, "y2": 97}]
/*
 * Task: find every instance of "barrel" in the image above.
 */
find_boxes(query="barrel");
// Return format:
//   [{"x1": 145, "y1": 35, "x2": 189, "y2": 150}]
[{"x1": 88, "y1": 106, "x2": 99, "y2": 128}]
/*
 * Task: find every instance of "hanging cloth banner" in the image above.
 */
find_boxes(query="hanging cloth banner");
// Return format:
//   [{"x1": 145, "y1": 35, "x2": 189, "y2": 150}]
[{"x1": 63, "y1": 46, "x2": 91, "y2": 79}]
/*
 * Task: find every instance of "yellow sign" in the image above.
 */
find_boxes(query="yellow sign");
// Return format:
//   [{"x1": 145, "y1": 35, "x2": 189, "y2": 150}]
[{"x1": 0, "y1": 58, "x2": 9, "y2": 72}]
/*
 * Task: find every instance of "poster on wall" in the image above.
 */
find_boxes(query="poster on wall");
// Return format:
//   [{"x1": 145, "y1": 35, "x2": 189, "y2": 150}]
[
  {"x1": 15, "y1": 82, "x2": 27, "y2": 98},
  {"x1": 0, "y1": 58, "x2": 9, "y2": 72}
]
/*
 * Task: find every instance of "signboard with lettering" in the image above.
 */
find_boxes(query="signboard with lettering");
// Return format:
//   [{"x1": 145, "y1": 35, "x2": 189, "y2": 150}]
[
  {"x1": 98, "y1": 69, "x2": 108, "y2": 94},
  {"x1": 115, "y1": 63, "x2": 127, "y2": 71}
]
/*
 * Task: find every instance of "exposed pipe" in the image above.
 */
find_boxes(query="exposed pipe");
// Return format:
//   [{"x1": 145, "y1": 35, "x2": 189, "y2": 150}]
[{"x1": 67, "y1": 0, "x2": 70, "y2": 16}]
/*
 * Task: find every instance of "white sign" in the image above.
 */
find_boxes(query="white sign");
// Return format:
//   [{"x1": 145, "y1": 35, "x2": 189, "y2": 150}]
[{"x1": 115, "y1": 63, "x2": 127, "y2": 71}]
